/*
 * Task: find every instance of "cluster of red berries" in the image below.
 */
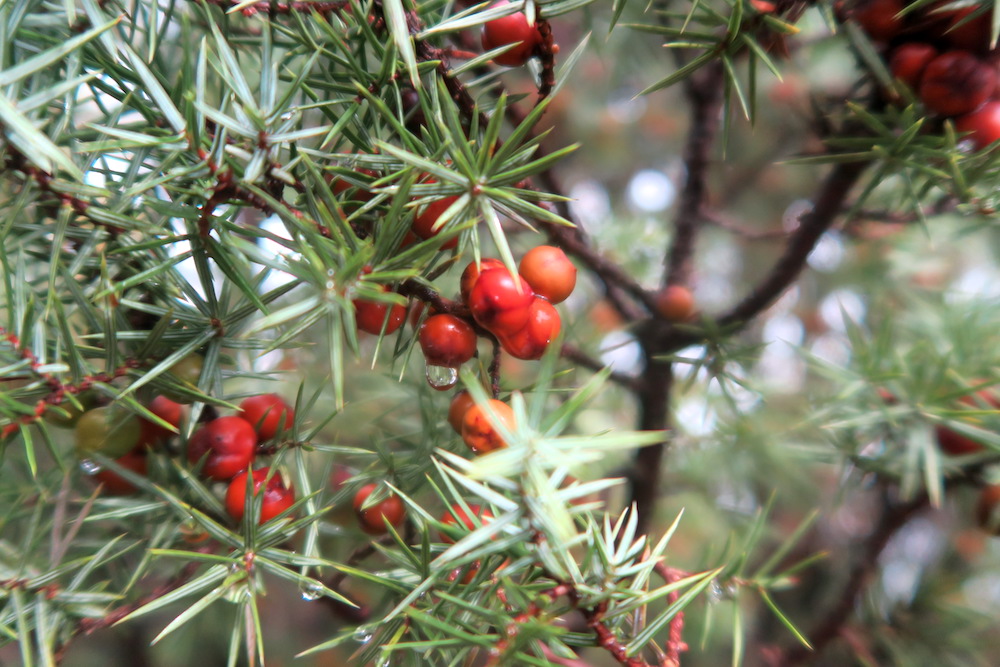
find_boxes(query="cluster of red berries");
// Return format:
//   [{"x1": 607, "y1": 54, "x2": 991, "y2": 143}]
[
  {"x1": 60, "y1": 362, "x2": 299, "y2": 526},
  {"x1": 460, "y1": 246, "x2": 575, "y2": 359},
  {"x1": 187, "y1": 393, "x2": 297, "y2": 524},
  {"x1": 354, "y1": 245, "x2": 576, "y2": 386},
  {"x1": 847, "y1": 0, "x2": 1000, "y2": 149}
]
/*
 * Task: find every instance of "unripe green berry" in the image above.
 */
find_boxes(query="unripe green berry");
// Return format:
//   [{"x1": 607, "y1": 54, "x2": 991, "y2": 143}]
[{"x1": 74, "y1": 406, "x2": 142, "y2": 459}]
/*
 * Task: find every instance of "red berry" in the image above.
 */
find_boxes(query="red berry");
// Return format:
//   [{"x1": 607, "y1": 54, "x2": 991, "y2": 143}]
[
  {"x1": 481, "y1": 2, "x2": 541, "y2": 67},
  {"x1": 935, "y1": 386, "x2": 1000, "y2": 455},
  {"x1": 889, "y1": 43, "x2": 938, "y2": 91},
  {"x1": 240, "y1": 394, "x2": 294, "y2": 441},
  {"x1": 92, "y1": 449, "x2": 148, "y2": 496},
  {"x1": 225, "y1": 468, "x2": 295, "y2": 524},
  {"x1": 328, "y1": 165, "x2": 377, "y2": 209},
  {"x1": 353, "y1": 483, "x2": 406, "y2": 535},
  {"x1": 187, "y1": 416, "x2": 257, "y2": 481},
  {"x1": 460, "y1": 258, "x2": 505, "y2": 304},
  {"x1": 354, "y1": 287, "x2": 407, "y2": 335},
  {"x1": 468, "y1": 268, "x2": 535, "y2": 336},
  {"x1": 498, "y1": 297, "x2": 561, "y2": 360},
  {"x1": 942, "y1": 6, "x2": 991, "y2": 52},
  {"x1": 655, "y1": 285, "x2": 696, "y2": 322},
  {"x1": 919, "y1": 51, "x2": 996, "y2": 117},
  {"x1": 138, "y1": 395, "x2": 184, "y2": 447},
  {"x1": 852, "y1": 0, "x2": 904, "y2": 42},
  {"x1": 956, "y1": 101, "x2": 1000, "y2": 150},
  {"x1": 448, "y1": 390, "x2": 477, "y2": 434},
  {"x1": 412, "y1": 194, "x2": 460, "y2": 250},
  {"x1": 419, "y1": 314, "x2": 478, "y2": 368},
  {"x1": 461, "y1": 399, "x2": 516, "y2": 454},
  {"x1": 977, "y1": 485, "x2": 1000, "y2": 535},
  {"x1": 439, "y1": 504, "x2": 495, "y2": 543},
  {"x1": 518, "y1": 246, "x2": 577, "y2": 304}
]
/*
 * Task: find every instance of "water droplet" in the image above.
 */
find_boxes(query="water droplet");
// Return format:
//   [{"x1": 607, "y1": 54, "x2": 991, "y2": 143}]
[
  {"x1": 326, "y1": 268, "x2": 335, "y2": 277},
  {"x1": 325, "y1": 280, "x2": 335, "y2": 290},
  {"x1": 300, "y1": 581, "x2": 323, "y2": 601},
  {"x1": 708, "y1": 578, "x2": 723, "y2": 604},
  {"x1": 425, "y1": 365, "x2": 458, "y2": 391},
  {"x1": 353, "y1": 628, "x2": 373, "y2": 645},
  {"x1": 79, "y1": 459, "x2": 101, "y2": 475}
]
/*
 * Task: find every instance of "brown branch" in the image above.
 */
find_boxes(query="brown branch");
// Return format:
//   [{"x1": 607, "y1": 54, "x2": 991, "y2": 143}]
[
  {"x1": 718, "y1": 160, "x2": 869, "y2": 329},
  {"x1": 664, "y1": 61, "x2": 725, "y2": 288},
  {"x1": 575, "y1": 598, "x2": 651, "y2": 667},
  {"x1": 487, "y1": 583, "x2": 572, "y2": 665},
  {"x1": 781, "y1": 489, "x2": 929, "y2": 665},
  {"x1": 489, "y1": 340, "x2": 503, "y2": 399},
  {"x1": 629, "y1": 62, "x2": 726, "y2": 537}
]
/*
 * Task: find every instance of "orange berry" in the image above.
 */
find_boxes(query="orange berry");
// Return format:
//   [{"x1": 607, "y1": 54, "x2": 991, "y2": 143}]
[
  {"x1": 448, "y1": 391, "x2": 477, "y2": 434},
  {"x1": 655, "y1": 285, "x2": 696, "y2": 322},
  {"x1": 461, "y1": 399, "x2": 516, "y2": 454},
  {"x1": 519, "y1": 246, "x2": 576, "y2": 304}
]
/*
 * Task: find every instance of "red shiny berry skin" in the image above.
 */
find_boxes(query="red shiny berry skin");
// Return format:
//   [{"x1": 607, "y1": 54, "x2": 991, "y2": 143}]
[
  {"x1": 439, "y1": 504, "x2": 494, "y2": 543},
  {"x1": 353, "y1": 483, "x2": 406, "y2": 535},
  {"x1": 187, "y1": 416, "x2": 257, "y2": 481},
  {"x1": 956, "y1": 101, "x2": 1000, "y2": 150},
  {"x1": 518, "y1": 246, "x2": 576, "y2": 304},
  {"x1": 225, "y1": 468, "x2": 295, "y2": 524},
  {"x1": 919, "y1": 51, "x2": 996, "y2": 117},
  {"x1": 481, "y1": 2, "x2": 541, "y2": 67},
  {"x1": 853, "y1": 0, "x2": 904, "y2": 41},
  {"x1": 419, "y1": 314, "x2": 478, "y2": 368},
  {"x1": 943, "y1": 6, "x2": 991, "y2": 52},
  {"x1": 93, "y1": 448, "x2": 148, "y2": 496},
  {"x1": 468, "y1": 268, "x2": 535, "y2": 336},
  {"x1": 935, "y1": 387, "x2": 1000, "y2": 455},
  {"x1": 328, "y1": 166, "x2": 377, "y2": 208},
  {"x1": 461, "y1": 399, "x2": 516, "y2": 454},
  {"x1": 498, "y1": 298, "x2": 561, "y2": 360},
  {"x1": 354, "y1": 289, "x2": 407, "y2": 335},
  {"x1": 460, "y1": 258, "x2": 505, "y2": 304},
  {"x1": 412, "y1": 195, "x2": 460, "y2": 250},
  {"x1": 240, "y1": 394, "x2": 294, "y2": 441},
  {"x1": 889, "y1": 43, "x2": 938, "y2": 91},
  {"x1": 138, "y1": 395, "x2": 184, "y2": 447},
  {"x1": 448, "y1": 390, "x2": 476, "y2": 434}
]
